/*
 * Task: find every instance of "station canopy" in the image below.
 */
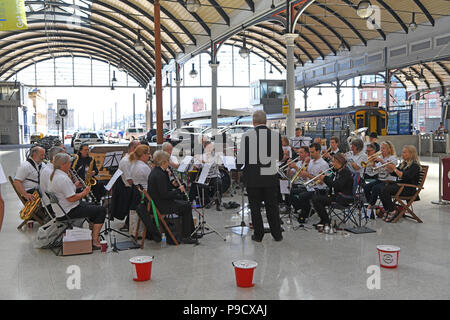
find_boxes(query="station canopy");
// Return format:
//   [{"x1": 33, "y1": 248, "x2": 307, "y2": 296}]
[{"x1": 0, "y1": 0, "x2": 449, "y2": 88}]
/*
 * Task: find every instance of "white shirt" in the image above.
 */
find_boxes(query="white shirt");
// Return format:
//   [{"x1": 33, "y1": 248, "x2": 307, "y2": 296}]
[
  {"x1": 49, "y1": 169, "x2": 78, "y2": 218},
  {"x1": 346, "y1": 151, "x2": 368, "y2": 176},
  {"x1": 130, "y1": 160, "x2": 151, "y2": 189},
  {"x1": 0, "y1": 163, "x2": 6, "y2": 184},
  {"x1": 119, "y1": 154, "x2": 132, "y2": 187},
  {"x1": 170, "y1": 155, "x2": 179, "y2": 165},
  {"x1": 306, "y1": 157, "x2": 329, "y2": 191},
  {"x1": 40, "y1": 163, "x2": 54, "y2": 206},
  {"x1": 292, "y1": 159, "x2": 308, "y2": 184},
  {"x1": 15, "y1": 159, "x2": 44, "y2": 191},
  {"x1": 376, "y1": 155, "x2": 397, "y2": 181}
]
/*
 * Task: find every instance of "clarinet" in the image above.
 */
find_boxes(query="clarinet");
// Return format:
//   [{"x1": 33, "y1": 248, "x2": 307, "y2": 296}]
[
  {"x1": 168, "y1": 167, "x2": 189, "y2": 201},
  {"x1": 69, "y1": 168, "x2": 98, "y2": 204}
]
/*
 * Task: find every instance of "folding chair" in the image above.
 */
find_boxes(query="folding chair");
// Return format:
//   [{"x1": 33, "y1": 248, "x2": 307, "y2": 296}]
[
  {"x1": 44, "y1": 192, "x2": 86, "y2": 256},
  {"x1": 391, "y1": 165, "x2": 428, "y2": 223},
  {"x1": 328, "y1": 172, "x2": 367, "y2": 229},
  {"x1": 135, "y1": 187, "x2": 179, "y2": 248}
]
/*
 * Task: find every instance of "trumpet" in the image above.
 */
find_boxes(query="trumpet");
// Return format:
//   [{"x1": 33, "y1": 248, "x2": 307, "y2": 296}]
[
  {"x1": 304, "y1": 168, "x2": 333, "y2": 186},
  {"x1": 321, "y1": 146, "x2": 332, "y2": 159},
  {"x1": 361, "y1": 151, "x2": 382, "y2": 167},
  {"x1": 373, "y1": 159, "x2": 398, "y2": 171}
]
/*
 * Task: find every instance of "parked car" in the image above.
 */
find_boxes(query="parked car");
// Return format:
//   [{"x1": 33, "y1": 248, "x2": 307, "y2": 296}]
[
  {"x1": 169, "y1": 126, "x2": 204, "y2": 144},
  {"x1": 72, "y1": 131, "x2": 104, "y2": 152},
  {"x1": 151, "y1": 128, "x2": 175, "y2": 142},
  {"x1": 124, "y1": 127, "x2": 145, "y2": 141},
  {"x1": 212, "y1": 125, "x2": 254, "y2": 145}
]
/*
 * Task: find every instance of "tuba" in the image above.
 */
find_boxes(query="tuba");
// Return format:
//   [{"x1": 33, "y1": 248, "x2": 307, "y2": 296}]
[{"x1": 19, "y1": 191, "x2": 42, "y2": 220}]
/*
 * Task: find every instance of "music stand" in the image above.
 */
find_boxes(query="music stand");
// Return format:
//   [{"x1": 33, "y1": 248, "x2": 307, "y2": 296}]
[
  {"x1": 100, "y1": 157, "x2": 140, "y2": 252},
  {"x1": 102, "y1": 151, "x2": 122, "y2": 175},
  {"x1": 190, "y1": 164, "x2": 226, "y2": 241}
]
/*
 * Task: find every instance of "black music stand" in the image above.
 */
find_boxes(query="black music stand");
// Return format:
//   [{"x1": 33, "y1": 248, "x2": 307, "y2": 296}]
[{"x1": 100, "y1": 155, "x2": 140, "y2": 252}]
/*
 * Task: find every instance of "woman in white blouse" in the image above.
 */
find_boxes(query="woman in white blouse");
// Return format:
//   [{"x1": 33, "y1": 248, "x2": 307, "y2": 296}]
[{"x1": 129, "y1": 145, "x2": 151, "y2": 189}]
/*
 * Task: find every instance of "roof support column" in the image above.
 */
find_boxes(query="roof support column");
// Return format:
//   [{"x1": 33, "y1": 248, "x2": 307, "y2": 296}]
[
  {"x1": 169, "y1": 71, "x2": 173, "y2": 130},
  {"x1": 155, "y1": 0, "x2": 163, "y2": 145},
  {"x1": 175, "y1": 63, "x2": 182, "y2": 129},
  {"x1": 210, "y1": 62, "x2": 219, "y2": 129},
  {"x1": 284, "y1": 33, "x2": 298, "y2": 138},
  {"x1": 385, "y1": 69, "x2": 391, "y2": 111},
  {"x1": 336, "y1": 81, "x2": 341, "y2": 109}
]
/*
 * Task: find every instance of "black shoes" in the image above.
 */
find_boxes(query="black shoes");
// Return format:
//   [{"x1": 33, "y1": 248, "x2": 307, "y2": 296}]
[
  {"x1": 297, "y1": 217, "x2": 306, "y2": 224},
  {"x1": 274, "y1": 236, "x2": 283, "y2": 242},
  {"x1": 182, "y1": 237, "x2": 199, "y2": 244},
  {"x1": 251, "y1": 235, "x2": 262, "y2": 242},
  {"x1": 216, "y1": 204, "x2": 222, "y2": 211}
]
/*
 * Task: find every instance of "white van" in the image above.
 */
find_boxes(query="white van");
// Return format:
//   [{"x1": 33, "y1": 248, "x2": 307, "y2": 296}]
[{"x1": 124, "y1": 127, "x2": 145, "y2": 141}]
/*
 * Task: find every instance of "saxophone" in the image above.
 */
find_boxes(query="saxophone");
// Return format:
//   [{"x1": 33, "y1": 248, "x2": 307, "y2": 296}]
[
  {"x1": 20, "y1": 190, "x2": 42, "y2": 220},
  {"x1": 85, "y1": 158, "x2": 97, "y2": 187}
]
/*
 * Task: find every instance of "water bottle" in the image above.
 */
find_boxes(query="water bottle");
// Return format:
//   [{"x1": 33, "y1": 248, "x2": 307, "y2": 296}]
[{"x1": 161, "y1": 233, "x2": 167, "y2": 248}]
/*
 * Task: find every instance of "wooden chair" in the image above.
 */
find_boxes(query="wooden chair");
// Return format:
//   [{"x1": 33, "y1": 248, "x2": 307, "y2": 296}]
[
  {"x1": 392, "y1": 165, "x2": 428, "y2": 223},
  {"x1": 9, "y1": 176, "x2": 45, "y2": 229},
  {"x1": 135, "y1": 188, "x2": 179, "y2": 248}
]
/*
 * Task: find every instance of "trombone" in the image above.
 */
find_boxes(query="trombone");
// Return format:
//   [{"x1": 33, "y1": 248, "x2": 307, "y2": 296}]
[
  {"x1": 290, "y1": 160, "x2": 309, "y2": 184},
  {"x1": 304, "y1": 168, "x2": 333, "y2": 186},
  {"x1": 279, "y1": 156, "x2": 299, "y2": 171}
]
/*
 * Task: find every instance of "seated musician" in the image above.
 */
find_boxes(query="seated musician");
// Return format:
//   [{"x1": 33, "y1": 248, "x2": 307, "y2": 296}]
[
  {"x1": 362, "y1": 143, "x2": 378, "y2": 181},
  {"x1": 281, "y1": 136, "x2": 292, "y2": 165},
  {"x1": 49, "y1": 153, "x2": 106, "y2": 249},
  {"x1": 364, "y1": 141, "x2": 397, "y2": 218},
  {"x1": 367, "y1": 132, "x2": 380, "y2": 152},
  {"x1": 379, "y1": 145, "x2": 421, "y2": 222},
  {"x1": 311, "y1": 153, "x2": 353, "y2": 233},
  {"x1": 322, "y1": 136, "x2": 340, "y2": 164},
  {"x1": 147, "y1": 151, "x2": 198, "y2": 244},
  {"x1": 72, "y1": 144, "x2": 102, "y2": 202},
  {"x1": 191, "y1": 141, "x2": 223, "y2": 211},
  {"x1": 162, "y1": 142, "x2": 180, "y2": 170},
  {"x1": 346, "y1": 139, "x2": 368, "y2": 176},
  {"x1": 14, "y1": 146, "x2": 46, "y2": 202},
  {"x1": 291, "y1": 143, "x2": 329, "y2": 224},
  {"x1": 290, "y1": 127, "x2": 303, "y2": 153},
  {"x1": 287, "y1": 146, "x2": 310, "y2": 181},
  {"x1": 129, "y1": 144, "x2": 152, "y2": 189},
  {"x1": 283, "y1": 146, "x2": 310, "y2": 210},
  {"x1": 40, "y1": 146, "x2": 67, "y2": 217},
  {"x1": 114, "y1": 140, "x2": 140, "y2": 232}
]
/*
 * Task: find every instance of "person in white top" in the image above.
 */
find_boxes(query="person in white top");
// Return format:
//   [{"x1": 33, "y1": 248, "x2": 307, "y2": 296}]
[
  {"x1": 292, "y1": 142, "x2": 330, "y2": 224},
  {"x1": 346, "y1": 139, "x2": 368, "y2": 176},
  {"x1": 0, "y1": 163, "x2": 6, "y2": 231},
  {"x1": 129, "y1": 144, "x2": 151, "y2": 190},
  {"x1": 40, "y1": 146, "x2": 67, "y2": 217},
  {"x1": 119, "y1": 140, "x2": 140, "y2": 187},
  {"x1": 364, "y1": 141, "x2": 397, "y2": 219},
  {"x1": 14, "y1": 146, "x2": 46, "y2": 202},
  {"x1": 322, "y1": 136, "x2": 340, "y2": 164},
  {"x1": 288, "y1": 146, "x2": 310, "y2": 183},
  {"x1": 48, "y1": 153, "x2": 106, "y2": 249},
  {"x1": 162, "y1": 142, "x2": 179, "y2": 170}
]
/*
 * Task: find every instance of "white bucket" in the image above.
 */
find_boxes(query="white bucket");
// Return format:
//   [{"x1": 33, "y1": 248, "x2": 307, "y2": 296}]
[{"x1": 377, "y1": 245, "x2": 401, "y2": 268}]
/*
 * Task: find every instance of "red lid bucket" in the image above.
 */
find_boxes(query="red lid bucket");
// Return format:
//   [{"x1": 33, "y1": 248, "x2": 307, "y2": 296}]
[
  {"x1": 130, "y1": 256, "x2": 154, "y2": 281},
  {"x1": 377, "y1": 245, "x2": 400, "y2": 268},
  {"x1": 232, "y1": 260, "x2": 257, "y2": 287}
]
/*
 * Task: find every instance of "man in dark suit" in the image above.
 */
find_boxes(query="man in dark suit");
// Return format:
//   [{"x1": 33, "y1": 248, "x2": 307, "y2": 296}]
[
  {"x1": 147, "y1": 150, "x2": 198, "y2": 244},
  {"x1": 236, "y1": 110, "x2": 284, "y2": 242}
]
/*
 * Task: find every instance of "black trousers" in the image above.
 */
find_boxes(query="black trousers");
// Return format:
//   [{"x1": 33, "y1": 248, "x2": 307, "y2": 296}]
[
  {"x1": 292, "y1": 189, "x2": 328, "y2": 220},
  {"x1": 247, "y1": 186, "x2": 282, "y2": 241},
  {"x1": 171, "y1": 200, "x2": 195, "y2": 238},
  {"x1": 63, "y1": 202, "x2": 107, "y2": 224},
  {"x1": 363, "y1": 180, "x2": 384, "y2": 206},
  {"x1": 189, "y1": 177, "x2": 222, "y2": 206},
  {"x1": 312, "y1": 194, "x2": 352, "y2": 225}
]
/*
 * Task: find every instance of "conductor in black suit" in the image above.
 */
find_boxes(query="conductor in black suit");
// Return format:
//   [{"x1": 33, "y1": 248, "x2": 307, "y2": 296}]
[{"x1": 236, "y1": 110, "x2": 284, "y2": 242}]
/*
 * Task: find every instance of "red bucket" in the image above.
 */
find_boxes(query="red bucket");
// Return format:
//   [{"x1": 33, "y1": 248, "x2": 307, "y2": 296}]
[
  {"x1": 232, "y1": 260, "x2": 257, "y2": 287},
  {"x1": 377, "y1": 245, "x2": 400, "y2": 268},
  {"x1": 130, "y1": 256, "x2": 154, "y2": 281}
]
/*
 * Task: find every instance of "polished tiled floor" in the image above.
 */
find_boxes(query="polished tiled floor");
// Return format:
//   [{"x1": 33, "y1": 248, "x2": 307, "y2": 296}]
[{"x1": 1, "y1": 147, "x2": 449, "y2": 300}]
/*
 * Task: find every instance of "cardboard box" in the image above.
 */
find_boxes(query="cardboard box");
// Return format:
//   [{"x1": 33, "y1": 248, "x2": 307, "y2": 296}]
[{"x1": 63, "y1": 239, "x2": 92, "y2": 256}]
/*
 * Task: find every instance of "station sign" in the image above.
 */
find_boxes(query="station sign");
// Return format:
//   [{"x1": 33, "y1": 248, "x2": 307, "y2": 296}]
[
  {"x1": 57, "y1": 99, "x2": 68, "y2": 118},
  {"x1": 0, "y1": 0, "x2": 28, "y2": 31},
  {"x1": 282, "y1": 95, "x2": 289, "y2": 115}
]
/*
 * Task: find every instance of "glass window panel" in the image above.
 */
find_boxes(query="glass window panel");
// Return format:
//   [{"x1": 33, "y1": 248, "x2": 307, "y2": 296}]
[
  {"x1": 250, "y1": 55, "x2": 265, "y2": 83},
  {"x1": 73, "y1": 57, "x2": 92, "y2": 86},
  {"x1": 217, "y1": 45, "x2": 233, "y2": 86},
  {"x1": 92, "y1": 59, "x2": 109, "y2": 86},
  {"x1": 199, "y1": 53, "x2": 212, "y2": 86},
  {"x1": 55, "y1": 57, "x2": 73, "y2": 86},
  {"x1": 233, "y1": 46, "x2": 249, "y2": 86},
  {"x1": 35, "y1": 59, "x2": 54, "y2": 86},
  {"x1": 183, "y1": 55, "x2": 200, "y2": 86}
]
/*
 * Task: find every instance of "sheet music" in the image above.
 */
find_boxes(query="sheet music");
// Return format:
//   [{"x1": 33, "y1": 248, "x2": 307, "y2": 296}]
[
  {"x1": 103, "y1": 151, "x2": 123, "y2": 168},
  {"x1": 221, "y1": 155, "x2": 236, "y2": 171},
  {"x1": 177, "y1": 156, "x2": 193, "y2": 173},
  {"x1": 0, "y1": 163, "x2": 6, "y2": 184},
  {"x1": 197, "y1": 163, "x2": 211, "y2": 185},
  {"x1": 280, "y1": 180, "x2": 290, "y2": 194},
  {"x1": 104, "y1": 169, "x2": 123, "y2": 191}
]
